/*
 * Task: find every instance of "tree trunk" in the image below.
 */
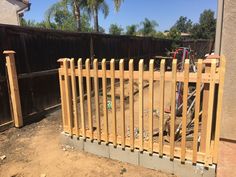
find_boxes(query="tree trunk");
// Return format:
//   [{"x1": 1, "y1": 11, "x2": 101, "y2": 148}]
[
  {"x1": 93, "y1": 2, "x2": 99, "y2": 32},
  {"x1": 73, "y1": 0, "x2": 81, "y2": 31}
]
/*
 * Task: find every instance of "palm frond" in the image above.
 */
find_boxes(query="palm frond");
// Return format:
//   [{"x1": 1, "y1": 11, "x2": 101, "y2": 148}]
[
  {"x1": 113, "y1": 0, "x2": 123, "y2": 12},
  {"x1": 98, "y1": 0, "x2": 109, "y2": 18}
]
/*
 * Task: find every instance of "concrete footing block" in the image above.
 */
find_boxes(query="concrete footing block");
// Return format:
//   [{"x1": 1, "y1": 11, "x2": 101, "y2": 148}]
[
  {"x1": 202, "y1": 165, "x2": 216, "y2": 177},
  {"x1": 59, "y1": 133, "x2": 216, "y2": 177},
  {"x1": 59, "y1": 132, "x2": 84, "y2": 150},
  {"x1": 139, "y1": 151, "x2": 174, "y2": 174},
  {"x1": 84, "y1": 140, "x2": 109, "y2": 158},
  {"x1": 173, "y1": 159, "x2": 216, "y2": 177},
  {"x1": 109, "y1": 145, "x2": 139, "y2": 165}
]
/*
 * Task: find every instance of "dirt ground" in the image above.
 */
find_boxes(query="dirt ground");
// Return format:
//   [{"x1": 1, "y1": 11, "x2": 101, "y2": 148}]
[{"x1": 0, "y1": 110, "x2": 176, "y2": 177}]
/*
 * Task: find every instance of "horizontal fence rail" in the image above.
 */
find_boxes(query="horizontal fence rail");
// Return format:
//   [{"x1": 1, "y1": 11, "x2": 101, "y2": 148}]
[{"x1": 58, "y1": 57, "x2": 225, "y2": 166}]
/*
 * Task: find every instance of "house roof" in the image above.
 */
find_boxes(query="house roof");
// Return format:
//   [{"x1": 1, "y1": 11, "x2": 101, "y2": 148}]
[
  {"x1": 15, "y1": 0, "x2": 31, "y2": 14},
  {"x1": 16, "y1": 0, "x2": 30, "y2": 5}
]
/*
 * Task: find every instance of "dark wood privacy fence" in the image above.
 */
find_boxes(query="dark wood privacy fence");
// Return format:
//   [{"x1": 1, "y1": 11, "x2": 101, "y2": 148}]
[
  {"x1": 0, "y1": 24, "x2": 174, "y2": 129},
  {"x1": 58, "y1": 56, "x2": 225, "y2": 165}
]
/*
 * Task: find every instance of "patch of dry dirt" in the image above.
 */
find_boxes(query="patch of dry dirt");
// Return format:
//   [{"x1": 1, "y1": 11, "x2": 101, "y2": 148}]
[{"x1": 0, "y1": 110, "x2": 175, "y2": 177}]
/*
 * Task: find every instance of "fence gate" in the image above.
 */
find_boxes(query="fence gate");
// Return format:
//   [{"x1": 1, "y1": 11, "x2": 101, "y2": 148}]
[{"x1": 58, "y1": 56, "x2": 225, "y2": 168}]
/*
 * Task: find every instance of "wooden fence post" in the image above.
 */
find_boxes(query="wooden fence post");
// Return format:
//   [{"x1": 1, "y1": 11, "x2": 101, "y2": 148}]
[
  {"x1": 204, "y1": 59, "x2": 216, "y2": 166},
  {"x1": 3, "y1": 50, "x2": 23, "y2": 128},
  {"x1": 213, "y1": 56, "x2": 226, "y2": 163}
]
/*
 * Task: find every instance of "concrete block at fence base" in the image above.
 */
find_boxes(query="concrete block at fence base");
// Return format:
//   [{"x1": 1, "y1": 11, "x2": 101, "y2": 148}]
[
  {"x1": 202, "y1": 165, "x2": 216, "y2": 177},
  {"x1": 109, "y1": 145, "x2": 139, "y2": 165},
  {"x1": 173, "y1": 159, "x2": 216, "y2": 177},
  {"x1": 84, "y1": 140, "x2": 109, "y2": 158},
  {"x1": 59, "y1": 132, "x2": 84, "y2": 151},
  {"x1": 139, "y1": 151, "x2": 174, "y2": 174}
]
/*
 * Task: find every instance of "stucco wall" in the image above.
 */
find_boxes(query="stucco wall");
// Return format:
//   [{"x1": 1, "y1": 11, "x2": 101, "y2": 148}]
[
  {"x1": 220, "y1": 0, "x2": 236, "y2": 140},
  {"x1": 0, "y1": 0, "x2": 27, "y2": 25}
]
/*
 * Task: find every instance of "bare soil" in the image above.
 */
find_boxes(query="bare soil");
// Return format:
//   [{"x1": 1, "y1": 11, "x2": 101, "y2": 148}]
[{"x1": 0, "y1": 110, "x2": 176, "y2": 177}]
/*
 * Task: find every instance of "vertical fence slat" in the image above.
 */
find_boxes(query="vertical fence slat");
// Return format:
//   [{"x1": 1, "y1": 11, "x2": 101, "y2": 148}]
[
  {"x1": 93, "y1": 59, "x2": 101, "y2": 142},
  {"x1": 192, "y1": 59, "x2": 203, "y2": 163},
  {"x1": 86, "y1": 59, "x2": 93, "y2": 140},
  {"x1": 205, "y1": 59, "x2": 216, "y2": 166},
  {"x1": 70, "y1": 58, "x2": 79, "y2": 136},
  {"x1": 102, "y1": 59, "x2": 109, "y2": 143},
  {"x1": 181, "y1": 59, "x2": 189, "y2": 162},
  {"x1": 139, "y1": 59, "x2": 144, "y2": 151},
  {"x1": 111, "y1": 59, "x2": 117, "y2": 146},
  {"x1": 78, "y1": 58, "x2": 86, "y2": 138},
  {"x1": 63, "y1": 59, "x2": 73, "y2": 135},
  {"x1": 120, "y1": 59, "x2": 125, "y2": 148},
  {"x1": 159, "y1": 59, "x2": 165, "y2": 156},
  {"x1": 58, "y1": 59, "x2": 67, "y2": 131},
  {"x1": 170, "y1": 59, "x2": 177, "y2": 159},
  {"x1": 213, "y1": 57, "x2": 226, "y2": 163},
  {"x1": 129, "y1": 59, "x2": 134, "y2": 150},
  {"x1": 148, "y1": 59, "x2": 154, "y2": 154},
  {"x1": 200, "y1": 63, "x2": 211, "y2": 152}
]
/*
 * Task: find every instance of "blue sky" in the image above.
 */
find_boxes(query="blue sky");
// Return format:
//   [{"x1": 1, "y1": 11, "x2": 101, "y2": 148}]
[{"x1": 24, "y1": 0, "x2": 217, "y2": 32}]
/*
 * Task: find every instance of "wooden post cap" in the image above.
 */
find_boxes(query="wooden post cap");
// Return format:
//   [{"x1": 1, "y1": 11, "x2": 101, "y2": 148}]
[
  {"x1": 3, "y1": 50, "x2": 16, "y2": 54},
  {"x1": 57, "y1": 58, "x2": 69, "y2": 63},
  {"x1": 206, "y1": 54, "x2": 220, "y2": 59},
  {"x1": 57, "y1": 58, "x2": 64, "y2": 63}
]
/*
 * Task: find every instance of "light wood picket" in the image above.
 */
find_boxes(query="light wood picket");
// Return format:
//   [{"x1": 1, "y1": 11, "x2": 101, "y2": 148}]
[
  {"x1": 170, "y1": 59, "x2": 177, "y2": 159},
  {"x1": 181, "y1": 59, "x2": 189, "y2": 162},
  {"x1": 93, "y1": 59, "x2": 101, "y2": 142},
  {"x1": 119, "y1": 59, "x2": 125, "y2": 148},
  {"x1": 139, "y1": 59, "x2": 144, "y2": 151},
  {"x1": 129, "y1": 59, "x2": 134, "y2": 150},
  {"x1": 159, "y1": 60, "x2": 165, "y2": 156},
  {"x1": 148, "y1": 59, "x2": 154, "y2": 154},
  {"x1": 58, "y1": 57, "x2": 225, "y2": 165}
]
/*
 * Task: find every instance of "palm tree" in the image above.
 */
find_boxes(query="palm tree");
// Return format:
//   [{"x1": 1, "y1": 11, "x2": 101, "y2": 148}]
[
  {"x1": 139, "y1": 18, "x2": 158, "y2": 36},
  {"x1": 87, "y1": 0, "x2": 123, "y2": 32},
  {"x1": 45, "y1": 0, "x2": 67, "y2": 28},
  {"x1": 113, "y1": 0, "x2": 123, "y2": 12},
  {"x1": 46, "y1": 0, "x2": 124, "y2": 32},
  {"x1": 71, "y1": 0, "x2": 89, "y2": 31},
  {"x1": 86, "y1": 0, "x2": 108, "y2": 32}
]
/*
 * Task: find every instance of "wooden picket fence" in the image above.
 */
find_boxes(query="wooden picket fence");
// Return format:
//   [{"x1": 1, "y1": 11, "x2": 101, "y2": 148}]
[{"x1": 58, "y1": 56, "x2": 225, "y2": 166}]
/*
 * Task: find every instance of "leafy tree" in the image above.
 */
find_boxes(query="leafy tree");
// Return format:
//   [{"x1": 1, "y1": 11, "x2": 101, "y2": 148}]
[
  {"x1": 20, "y1": 18, "x2": 36, "y2": 27},
  {"x1": 155, "y1": 32, "x2": 166, "y2": 39},
  {"x1": 139, "y1": 18, "x2": 158, "y2": 36},
  {"x1": 167, "y1": 28, "x2": 181, "y2": 40},
  {"x1": 126, "y1": 24, "x2": 138, "y2": 35},
  {"x1": 170, "y1": 16, "x2": 192, "y2": 33},
  {"x1": 20, "y1": 18, "x2": 56, "y2": 29},
  {"x1": 109, "y1": 24, "x2": 123, "y2": 35},
  {"x1": 191, "y1": 9, "x2": 216, "y2": 39},
  {"x1": 45, "y1": 0, "x2": 90, "y2": 31},
  {"x1": 80, "y1": 14, "x2": 93, "y2": 32},
  {"x1": 44, "y1": 0, "x2": 92, "y2": 31},
  {"x1": 98, "y1": 26, "x2": 105, "y2": 33},
  {"x1": 45, "y1": 0, "x2": 70, "y2": 29}
]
